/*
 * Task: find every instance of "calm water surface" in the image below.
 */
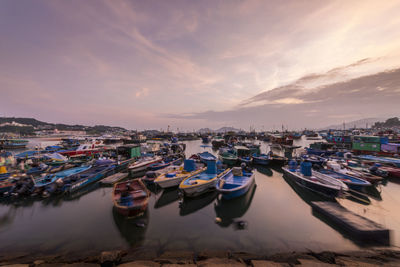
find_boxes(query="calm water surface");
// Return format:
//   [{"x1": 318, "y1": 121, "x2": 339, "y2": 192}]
[{"x1": 1, "y1": 138, "x2": 400, "y2": 257}]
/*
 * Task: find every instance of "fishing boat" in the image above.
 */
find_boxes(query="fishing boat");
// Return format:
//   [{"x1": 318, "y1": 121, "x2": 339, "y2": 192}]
[
  {"x1": 148, "y1": 156, "x2": 183, "y2": 171},
  {"x1": 314, "y1": 167, "x2": 371, "y2": 190},
  {"x1": 282, "y1": 161, "x2": 348, "y2": 198},
  {"x1": 100, "y1": 172, "x2": 129, "y2": 186},
  {"x1": 155, "y1": 159, "x2": 205, "y2": 189},
  {"x1": 357, "y1": 155, "x2": 400, "y2": 168},
  {"x1": 198, "y1": 151, "x2": 217, "y2": 164},
  {"x1": 141, "y1": 164, "x2": 182, "y2": 185},
  {"x1": 62, "y1": 159, "x2": 117, "y2": 193},
  {"x1": 234, "y1": 146, "x2": 252, "y2": 164},
  {"x1": 128, "y1": 156, "x2": 162, "y2": 174},
  {"x1": 58, "y1": 144, "x2": 102, "y2": 157},
  {"x1": 179, "y1": 161, "x2": 229, "y2": 197},
  {"x1": 344, "y1": 161, "x2": 388, "y2": 178},
  {"x1": 216, "y1": 167, "x2": 255, "y2": 199},
  {"x1": 0, "y1": 139, "x2": 29, "y2": 149},
  {"x1": 326, "y1": 160, "x2": 383, "y2": 184},
  {"x1": 34, "y1": 165, "x2": 92, "y2": 195},
  {"x1": 251, "y1": 153, "x2": 270, "y2": 166},
  {"x1": 112, "y1": 179, "x2": 150, "y2": 217},
  {"x1": 201, "y1": 136, "x2": 210, "y2": 143},
  {"x1": 219, "y1": 151, "x2": 238, "y2": 166},
  {"x1": 211, "y1": 136, "x2": 225, "y2": 149},
  {"x1": 376, "y1": 165, "x2": 400, "y2": 178}
]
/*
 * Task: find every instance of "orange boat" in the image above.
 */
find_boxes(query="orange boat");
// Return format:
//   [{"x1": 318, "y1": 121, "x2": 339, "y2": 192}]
[{"x1": 112, "y1": 179, "x2": 150, "y2": 217}]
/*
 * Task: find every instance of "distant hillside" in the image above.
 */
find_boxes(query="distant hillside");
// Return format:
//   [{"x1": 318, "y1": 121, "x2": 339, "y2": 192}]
[
  {"x1": 373, "y1": 117, "x2": 400, "y2": 128},
  {"x1": 215, "y1": 127, "x2": 241, "y2": 133},
  {"x1": 320, "y1": 118, "x2": 382, "y2": 130},
  {"x1": 198, "y1": 128, "x2": 214, "y2": 134},
  {"x1": 0, "y1": 117, "x2": 127, "y2": 135}
]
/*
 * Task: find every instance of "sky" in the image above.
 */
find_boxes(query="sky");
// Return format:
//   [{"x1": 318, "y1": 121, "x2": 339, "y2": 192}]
[{"x1": 1, "y1": 0, "x2": 400, "y2": 131}]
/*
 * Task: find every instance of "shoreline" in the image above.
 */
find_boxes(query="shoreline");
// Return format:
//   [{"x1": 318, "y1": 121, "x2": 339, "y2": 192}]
[{"x1": 2, "y1": 248, "x2": 400, "y2": 266}]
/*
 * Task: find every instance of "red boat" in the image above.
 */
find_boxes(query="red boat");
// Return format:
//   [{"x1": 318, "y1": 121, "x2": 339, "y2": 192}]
[
  {"x1": 58, "y1": 144, "x2": 103, "y2": 157},
  {"x1": 379, "y1": 166, "x2": 400, "y2": 178},
  {"x1": 112, "y1": 179, "x2": 150, "y2": 217}
]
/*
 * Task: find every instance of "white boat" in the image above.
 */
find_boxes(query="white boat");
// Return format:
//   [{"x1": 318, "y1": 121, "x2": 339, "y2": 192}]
[{"x1": 128, "y1": 156, "x2": 162, "y2": 173}]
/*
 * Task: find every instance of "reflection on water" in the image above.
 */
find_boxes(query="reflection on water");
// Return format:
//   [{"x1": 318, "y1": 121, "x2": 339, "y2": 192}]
[
  {"x1": 214, "y1": 182, "x2": 256, "y2": 228},
  {"x1": 254, "y1": 166, "x2": 273, "y2": 177},
  {"x1": 179, "y1": 191, "x2": 218, "y2": 216},
  {"x1": 112, "y1": 207, "x2": 149, "y2": 247},
  {"x1": 154, "y1": 188, "x2": 180, "y2": 209}
]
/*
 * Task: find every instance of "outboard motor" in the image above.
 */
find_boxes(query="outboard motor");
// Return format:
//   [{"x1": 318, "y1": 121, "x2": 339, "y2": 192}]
[
  {"x1": 300, "y1": 161, "x2": 312, "y2": 176},
  {"x1": 288, "y1": 160, "x2": 297, "y2": 171}
]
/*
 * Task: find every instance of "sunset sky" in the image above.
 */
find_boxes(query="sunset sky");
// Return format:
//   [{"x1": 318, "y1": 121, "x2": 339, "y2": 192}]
[{"x1": 1, "y1": 0, "x2": 400, "y2": 130}]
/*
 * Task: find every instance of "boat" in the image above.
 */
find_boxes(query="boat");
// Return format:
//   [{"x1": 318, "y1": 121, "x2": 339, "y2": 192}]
[
  {"x1": 201, "y1": 136, "x2": 210, "y2": 143},
  {"x1": 100, "y1": 172, "x2": 129, "y2": 186},
  {"x1": 234, "y1": 146, "x2": 252, "y2": 164},
  {"x1": 112, "y1": 179, "x2": 150, "y2": 217},
  {"x1": 314, "y1": 167, "x2": 371, "y2": 190},
  {"x1": 58, "y1": 144, "x2": 103, "y2": 157},
  {"x1": 0, "y1": 139, "x2": 29, "y2": 149},
  {"x1": 215, "y1": 167, "x2": 255, "y2": 199},
  {"x1": 128, "y1": 156, "x2": 162, "y2": 175},
  {"x1": 179, "y1": 161, "x2": 229, "y2": 197},
  {"x1": 219, "y1": 151, "x2": 238, "y2": 166},
  {"x1": 356, "y1": 155, "x2": 400, "y2": 168},
  {"x1": 282, "y1": 161, "x2": 348, "y2": 198},
  {"x1": 211, "y1": 136, "x2": 225, "y2": 149},
  {"x1": 376, "y1": 165, "x2": 400, "y2": 178},
  {"x1": 62, "y1": 159, "x2": 117, "y2": 194},
  {"x1": 148, "y1": 156, "x2": 183, "y2": 171},
  {"x1": 198, "y1": 151, "x2": 217, "y2": 164},
  {"x1": 326, "y1": 160, "x2": 383, "y2": 184},
  {"x1": 154, "y1": 159, "x2": 205, "y2": 189},
  {"x1": 34, "y1": 165, "x2": 92, "y2": 194},
  {"x1": 251, "y1": 153, "x2": 270, "y2": 166},
  {"x1": 141, "y1": 164, "x2": 182, "y2": 185}
]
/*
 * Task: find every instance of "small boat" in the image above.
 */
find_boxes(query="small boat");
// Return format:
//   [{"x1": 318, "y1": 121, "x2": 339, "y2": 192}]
[
  {"x1": 0, "y1": 139, "x2": 29, "y2": 149},
  {"x1": 148, "y1": 156, "x2": 183, "y2": 171},
  {"x1": 326, "y1": 160, "x2": 383, "y2": 184},
  {"x1": 314, "y1": 168, "x2": 371, "y2": 190},
  {"x1": 179, "y1": 161, "x2": 229, "y2": 197},
  {"x1": 155, "y1": 159, "x2": 205, "y2": 189},
  {"x1": 251, "y1": 153, "x2": 270, "y2": 166},
  {"x1": 282, "y1": 161, "x2": 348, "y2": 198},
  {"x1": 100, "y1": 172, "x2": 129, "y2": 186},
  {"x1": 357, "y1": 155, "x2": 400, "y2": 168},
  {"x1": 216, "y1": 167, "x2": 255, "y2": 199},
  {"x1": 141, "y1": 164, "x2": 182, "y2": 185},
  {"x1": 377, "y1": 165, "x2": 400, "y2": 178},
  {"x1": 58, "y1": 144, "x2": 102, "y2": 157},
  {"x1": 112, "y1": 179, "x2": 150, "y2": 217},
  {"x1": 128, "y1": 156, "x2": 162, "y2": 174},
  {"x1": 62, "y1": 159, "x2": 117, "y2": 193},
  {"x1": 201, "y1": 136, "x2": 210, "y2": 143},
  {"x1": 211, "y1": 137, "x2": 225, "y2": 149},
  {"x1": 198, "y1": 151, "x2": 217, "y2": 164},
  {"x1": 219, "y1": 152, "x2": 238, "y2": 166},
  {"x1": 34, "y1": 165, "x2": 92, "y2": 192}
]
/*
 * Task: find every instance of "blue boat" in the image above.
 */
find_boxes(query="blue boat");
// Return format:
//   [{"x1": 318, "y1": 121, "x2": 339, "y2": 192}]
[
  {"x1": 62, "y1": 159, "x2": 117, "y2": 194},
  {"x1": 34, "y1": 165, "x2": 92, "y2": 191},
  {"x1": 202, "y1": 136, "x2": 210, "y2": 143},
  {"x1": 216, "y1": 167, "x2": 255, "y2": 200},
  {"x1": 315, "y1": 168, "x2": 371, "y2": 190},
  {"x1": 251, "y1": 153, "x2": 270, "y2": 166},
  {"x1": 198, "y1": 151, "x2": 217, "y2": 164},
  {"x1": 357, "y1": 155, "x2": 400, "y2": 168},
  {"x1": 148, "y1": 157, "x2": 183, "y2": 171}
]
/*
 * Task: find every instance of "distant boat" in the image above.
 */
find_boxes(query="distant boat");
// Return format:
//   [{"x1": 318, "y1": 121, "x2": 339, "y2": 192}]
[
  {"x1": 0, "y1": 139, "x2": 29, "y2": 149},
  {"x1": 112, "y1": 179, "x2": 150, "y2": 217},
  {"x1": 128, "y1": 156, "x2": 162, "y2": 174},
  {"x1": 216, "y1": 167, "x2": 255, "y2": 199},
  {"x1": 211, "y1": 137, "x2": 225, "y2": 149},
  {"x1": 219, "y1": 152, "x2": 238, "y2": 166},
  {"x1": 148, "y1": 156, "x2": 183, "y2": 171},
  {"x1": 282, "y1": 161, "x2": 348, "y2": 198},
  {"x1": 201, "y1": 136, "x2": 210, "y2": 143}
]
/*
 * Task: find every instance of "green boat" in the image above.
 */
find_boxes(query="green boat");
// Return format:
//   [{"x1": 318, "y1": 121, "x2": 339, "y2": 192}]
[{"x1": 219, "y1": 151, "x2": 238, "y2": 166}]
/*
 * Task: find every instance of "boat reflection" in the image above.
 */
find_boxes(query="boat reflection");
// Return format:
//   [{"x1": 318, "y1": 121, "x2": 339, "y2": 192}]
[
  {"x1": 214, "y1": 182, "x2": 256, "y2": 229},
  {"x1": 154, "y1": 187, "x2": 180, "y2": 209},
  {"x1": 179, "y1": 191, "x2": 218, "y2": 216},
  {"x1": 112, "y1": 207, "x2": 149, "y2": 247},
  {"x1": 0, "y1": 206, "x2": 17, "y2": 230}
]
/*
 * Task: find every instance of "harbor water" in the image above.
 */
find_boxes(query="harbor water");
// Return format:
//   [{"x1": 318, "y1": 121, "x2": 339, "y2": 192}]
[{"x1": 1, "y1": 138, "x2": 400, "y2": 257}]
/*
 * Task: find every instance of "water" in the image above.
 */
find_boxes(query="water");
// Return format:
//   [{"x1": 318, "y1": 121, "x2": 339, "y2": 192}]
[{"x1": 1, "y1": 138, "x2": 400, "y2": 257}]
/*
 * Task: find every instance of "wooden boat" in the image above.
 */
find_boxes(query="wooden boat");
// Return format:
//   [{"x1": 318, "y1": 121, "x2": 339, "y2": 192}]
[
  {"x1": 141, "y1": 164, "x2": 182, "y2": 185},
  {"x1": 377, "y1": 165, "x2": 400, "y2": 178},
  {"x1": 282, "y1": 161, "x2": 348, "y2": 198},
  {"x1": 251, "y1": 153, "x2": 270, "y2": 166},
  {"x1": 112, "y1": 179, "x2": 150, "y2": 217},
  {"x1": 100, "y1": 172, "x2": 129, "y2": 186},
  {"x1": 357, "y1": 155, "x2": 400, "y2": 168},
  {"x1": 216, "y1": 167, "x2": 255, "y2": 199},
  {"x1": 148, "y1": 156, "x2": 183, "y2": 171},
  {"x1": 211, "y1": 137, "x2": 225, "y2": 149},
  {"x1": 155, "y1": 159, "x2": 205, "y2": 189},
  {"x1": 0, "y1": 139, "x2": 29, "y2": 149},
  {"x1": 326, "y1": 160, "x2": 383, "y2": 184},
  {"x1": 179, "y1": 161, "x2": 229, "y2": 197}
]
